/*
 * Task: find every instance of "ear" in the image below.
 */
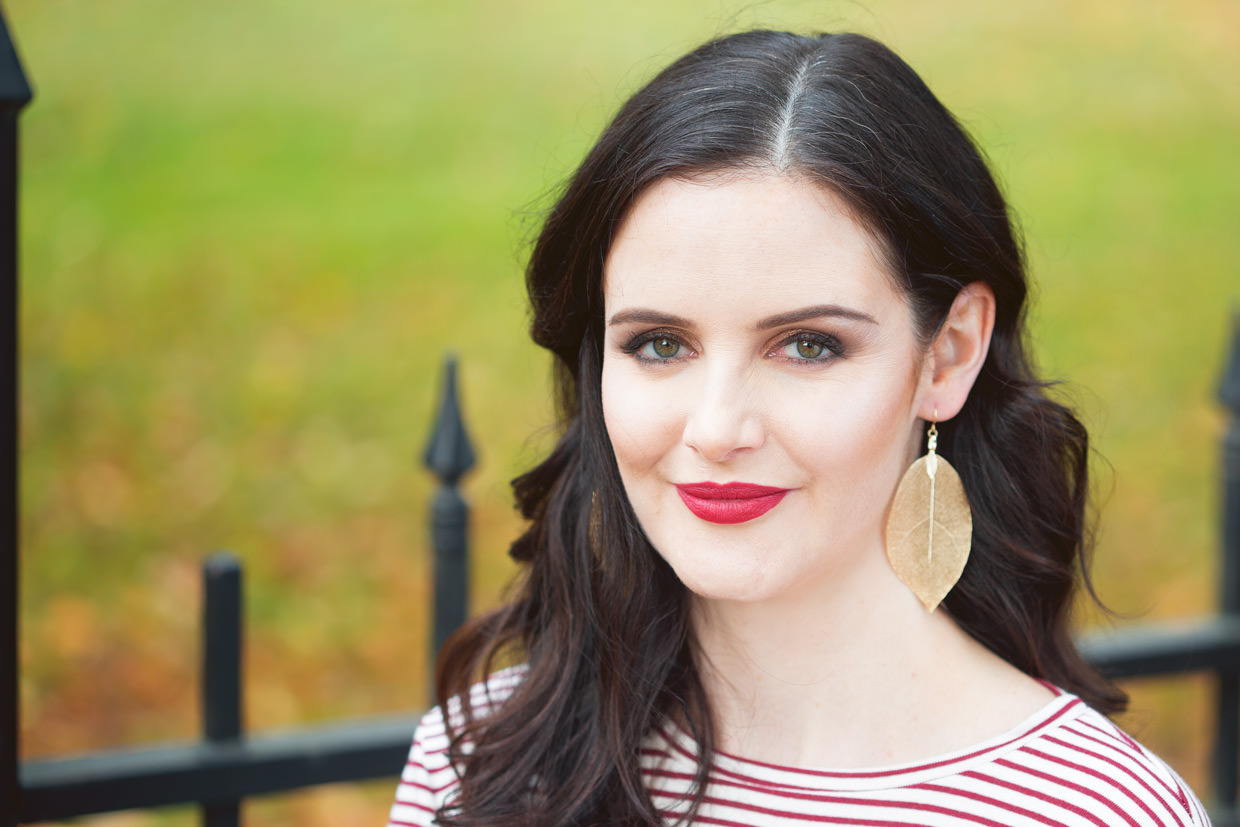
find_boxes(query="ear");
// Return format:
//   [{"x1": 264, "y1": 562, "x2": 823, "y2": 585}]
[{"x1": 916, "y1": 281, "x2": 996, "y2": 422}]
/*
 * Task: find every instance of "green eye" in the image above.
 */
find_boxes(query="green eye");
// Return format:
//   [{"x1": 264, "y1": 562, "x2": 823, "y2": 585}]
[
  {"x1": 795, "y1": 338, "x2": 824, "y2": 359},
  {"x1": 651, "y1": 337, "x2": 680, "y2": 358}
]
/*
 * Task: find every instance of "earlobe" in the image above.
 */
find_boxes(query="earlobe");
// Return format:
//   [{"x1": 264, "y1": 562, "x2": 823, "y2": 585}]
[{"x1": 918, "y1": 282, "x2": 996, "y2": 422}]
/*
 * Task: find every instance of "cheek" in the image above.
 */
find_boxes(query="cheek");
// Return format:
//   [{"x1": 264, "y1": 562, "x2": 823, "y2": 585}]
[
  {"x1": 601, "y1": 362, "x2": 681, "y2": 473},
  {"x1": 769, "y1": 373, "x2": 915, "y2": 489}
]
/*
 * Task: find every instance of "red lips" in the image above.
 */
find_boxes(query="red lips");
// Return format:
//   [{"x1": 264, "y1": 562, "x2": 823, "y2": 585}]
[{"x1": 675, "y1": 482, "x2": 790, "y2": 525}]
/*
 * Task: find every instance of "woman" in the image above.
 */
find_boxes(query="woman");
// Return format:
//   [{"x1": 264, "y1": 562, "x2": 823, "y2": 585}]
[{"x1": 389, "y1": 30, "x2": 1210, "y2": 825}]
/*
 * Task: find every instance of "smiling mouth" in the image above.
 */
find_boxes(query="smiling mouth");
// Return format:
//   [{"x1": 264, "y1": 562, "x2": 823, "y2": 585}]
[{"x1": 675, "y1": 482, "x2": 790, "y2": 525}]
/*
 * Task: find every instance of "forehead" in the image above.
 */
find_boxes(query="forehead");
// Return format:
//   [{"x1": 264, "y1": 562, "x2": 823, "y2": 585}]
[{"x1": 603, "y1": 174, "x2": 901, "y2": 316}]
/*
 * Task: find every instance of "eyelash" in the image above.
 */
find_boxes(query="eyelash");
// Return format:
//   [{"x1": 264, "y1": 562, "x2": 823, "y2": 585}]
[
  {"x1": 620, "y1": 330, "x2": 687, "y2": 363},
  {"x1": 619, "y1": 329, "x2": 845, "y2": 365},
  {"x1": 772, "y1": 330, "x2": 845, "y2": 364}
]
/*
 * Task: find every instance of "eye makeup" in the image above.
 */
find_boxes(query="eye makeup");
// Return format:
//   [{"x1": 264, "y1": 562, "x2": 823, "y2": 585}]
[
  {"x1": 615, "y1": 326, "x2": 848, "y2": 367},
  {"x1": 767, "y1": 329, "x2": 845, "y2": 364},
  {"x1": 619, "y1": 329, "x2": 695, "y2": 364}
]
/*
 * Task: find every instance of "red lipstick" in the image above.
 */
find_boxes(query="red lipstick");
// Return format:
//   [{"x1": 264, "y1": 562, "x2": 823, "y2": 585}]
[{"x1": 675, "y1": 482, "x2": 790, "y2": 525}]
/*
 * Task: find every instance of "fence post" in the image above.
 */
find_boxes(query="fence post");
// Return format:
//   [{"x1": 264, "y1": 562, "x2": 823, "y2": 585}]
[
  {"x1": 423, "y1": 356, "x2": 475, "y2": 677},
  {"x1": 201, "y1": 554, "x2": 243, "y2": 827},
  {"x1": 0, "y1": 8, "x2": 31, "y2": 826},
  {"x1": 1217, "y1": 316, "x2": 1240, "y2": 815}
]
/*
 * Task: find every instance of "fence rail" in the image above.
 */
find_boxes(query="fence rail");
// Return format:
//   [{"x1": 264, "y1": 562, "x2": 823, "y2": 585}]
[
  {"x1": 19, "y1": 710, "x2": 418, "y2": 821},
  {"x1": 4, "y1": 7, "x2": 1239, "y2": 825}
]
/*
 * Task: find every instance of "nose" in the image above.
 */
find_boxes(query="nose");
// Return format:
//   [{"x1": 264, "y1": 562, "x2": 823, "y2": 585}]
[{"x1": 682, "y1": 364, "x2": 766, "y2": 462}]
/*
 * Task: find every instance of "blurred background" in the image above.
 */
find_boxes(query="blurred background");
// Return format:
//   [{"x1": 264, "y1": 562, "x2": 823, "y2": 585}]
[{"x1": 12, "y1": 0, "x2": 1239, "y2": 823}]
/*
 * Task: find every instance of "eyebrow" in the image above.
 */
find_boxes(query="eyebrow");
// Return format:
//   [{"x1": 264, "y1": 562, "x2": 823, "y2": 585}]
[
  {"x1": 606, "y1": 304, "x2": 878, "y2": 329},
  {"x1": 607, "y1": 309, "x2": 690, "y2": 327},
  {"x1": 756, "y1": 304, "x2": 878, "y2": 329}
]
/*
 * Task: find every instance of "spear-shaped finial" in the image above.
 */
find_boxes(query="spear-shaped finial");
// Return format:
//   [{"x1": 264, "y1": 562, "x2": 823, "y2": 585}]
[{"x1": 423, "y1": 354, "x2": 476, "y2": 486}]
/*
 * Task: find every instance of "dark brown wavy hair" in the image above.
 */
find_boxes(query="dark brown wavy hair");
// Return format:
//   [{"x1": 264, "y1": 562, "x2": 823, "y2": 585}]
[{"x1": 433, "y1": 30, "x2": 1126, "y2": 825}]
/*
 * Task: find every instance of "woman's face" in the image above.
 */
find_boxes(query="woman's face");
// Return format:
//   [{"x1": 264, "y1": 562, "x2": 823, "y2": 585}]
[{"x1": 601, "y1": 173, "x2": 930, "y2": 605}]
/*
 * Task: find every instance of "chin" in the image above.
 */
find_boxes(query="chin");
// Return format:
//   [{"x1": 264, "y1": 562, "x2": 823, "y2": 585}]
[
  {"x1": 650, "y1": 523, "x2": 801, "y2": 605},
  {"x1": 671, "y1": 562, "x2": 781, "y2": 604}
]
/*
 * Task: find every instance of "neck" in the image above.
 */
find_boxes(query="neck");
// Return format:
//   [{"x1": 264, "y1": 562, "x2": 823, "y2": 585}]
[{"x1": 689, "y1": 551, "x2": 1052, "y2": 769}]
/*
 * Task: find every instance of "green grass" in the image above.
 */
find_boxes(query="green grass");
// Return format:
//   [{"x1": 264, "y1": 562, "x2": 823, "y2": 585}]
[{"x1": 12, "y1": 0, "x2": 1240, "y2": 822}]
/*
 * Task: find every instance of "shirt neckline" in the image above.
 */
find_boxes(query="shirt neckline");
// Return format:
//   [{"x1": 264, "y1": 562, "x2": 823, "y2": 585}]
[{"x1": 649, "y1": 690, "x2": 1087, "y2": 792}]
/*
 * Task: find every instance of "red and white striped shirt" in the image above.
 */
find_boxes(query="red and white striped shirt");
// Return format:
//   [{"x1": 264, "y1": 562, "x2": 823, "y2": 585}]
[{"x1": 388, "y1": 668, "x2": 1211, "y2": 826}]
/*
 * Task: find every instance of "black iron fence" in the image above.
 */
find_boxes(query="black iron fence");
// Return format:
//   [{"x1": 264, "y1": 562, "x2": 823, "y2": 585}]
[
  {"x1": 10, "y1": 356, "x2": 474, "y2": 825},
  {"x1": 4, "y1": 9, "x2": 1240, "y2": 826}
]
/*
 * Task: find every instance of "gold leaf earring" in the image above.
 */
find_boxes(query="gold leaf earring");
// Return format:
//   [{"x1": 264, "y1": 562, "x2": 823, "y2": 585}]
[{"x1": 884, "y1": 418, "x2": 972, "y2": 612}]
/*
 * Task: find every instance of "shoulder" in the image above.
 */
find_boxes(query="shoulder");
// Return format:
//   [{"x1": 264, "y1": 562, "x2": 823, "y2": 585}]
[
  {"x1": 1003, "y1": 696, "x2": 1212, "y2": 826},
  {"x1": 386, "y1": 666, "x2": 527, "y2": 827},
  {"x1": 387, "y1": 704, "x2": 456, "y2": 827}
]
